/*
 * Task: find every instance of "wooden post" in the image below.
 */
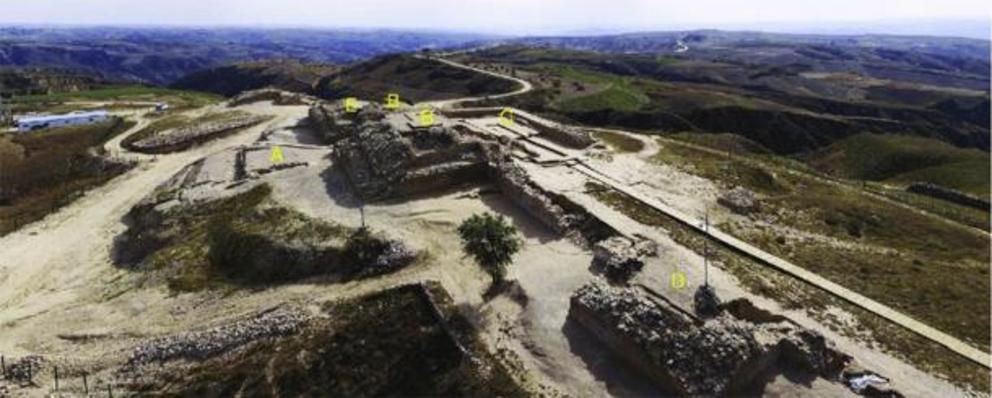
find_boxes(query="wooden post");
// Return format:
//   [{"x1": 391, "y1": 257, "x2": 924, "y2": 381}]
[
  {"x1": 54, "y1": 365, "x2": 59, "y2": 391},
  {"x1": 26, "y1": 361, "x2": 32, "y2": 383},
  {"x1": 2, "y1": 355, "x2": 5, "y2": 377},
  {"x1": 83, "y1": 373, "x2": 89, "y2": 394},
  {"x1": 107, "y1": 383, "x2": 113, "y2": 398}
]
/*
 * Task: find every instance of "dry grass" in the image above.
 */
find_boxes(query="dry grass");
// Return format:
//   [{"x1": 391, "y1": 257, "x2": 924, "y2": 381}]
[
  {"x1": 585, "y1": 181, "x2": 990, "y2": 392},
  {"x1": 0, "y1": 118, "x2": 135, "y2": 235}
]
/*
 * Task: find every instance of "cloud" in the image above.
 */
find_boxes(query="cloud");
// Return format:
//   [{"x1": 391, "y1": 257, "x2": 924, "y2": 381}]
[{"x1": 1, "y1": 0, "x2": 988, "y2": 37}]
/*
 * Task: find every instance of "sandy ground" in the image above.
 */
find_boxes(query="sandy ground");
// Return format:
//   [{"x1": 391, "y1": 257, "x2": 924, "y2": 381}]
[
  {"x1": 0, "y1": 63, "x2": 981, "y2": 397},
  {"x1": 523, "y1": 131, "x2": 973, "y2": 398},
  {"x1": 0, "y1": 103, "x2": 305, "y2": 354}
]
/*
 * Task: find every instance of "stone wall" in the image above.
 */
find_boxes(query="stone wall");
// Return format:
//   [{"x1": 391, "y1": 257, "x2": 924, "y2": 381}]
[
  {"x1": 395, "y1": 161, "x2": 489, "y2": 197},
  {"x1": 569, "y1": 282, "x2": 861, "y2": 396},
  {"x1": 131, "y1": 115, "x2": 269, "y2": 153},
  {"x1": 906, "y1": 182, "x2": 989, "y2": 210}
]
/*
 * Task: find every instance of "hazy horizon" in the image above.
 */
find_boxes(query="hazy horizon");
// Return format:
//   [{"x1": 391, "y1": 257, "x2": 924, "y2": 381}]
[{"x1": 1, "y1": 0, "x2": 989, "y2": 39}]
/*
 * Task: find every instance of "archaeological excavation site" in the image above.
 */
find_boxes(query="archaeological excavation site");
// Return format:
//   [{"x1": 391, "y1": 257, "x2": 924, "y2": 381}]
[{"x1": 1, "y1": 35, "x2": 988, "y2": 397}]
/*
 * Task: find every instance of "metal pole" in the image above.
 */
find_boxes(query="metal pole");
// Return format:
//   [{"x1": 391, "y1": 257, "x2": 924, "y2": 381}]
[
  {"x1": 704, "y1": 241, "x2": 709, "y2": 287},
  {"x1": 704, "y1": 210, "x2": 709, "y2": 233}
]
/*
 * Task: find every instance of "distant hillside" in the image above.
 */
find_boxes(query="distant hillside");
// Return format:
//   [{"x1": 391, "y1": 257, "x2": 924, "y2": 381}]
[
  {"x1": 312, "y1": 54, "x2": 519, "y2": 103},
  {"x1": 807, "y1": 133, "x2": 990, "y2": 198},
  {"x1": 170, "y1": 60, "x2": 340, "y2": 97},
  {"x1": 513, "y1": 30, "x2": 991, "y2": 90},
  {"x1": 458, "y1": 45, "x2": 989, "y2": 153},
  {"x1": 0, "y1": 67, "x2": 106, "y2": 96},
  {"x1": 0, "y1": 27, "x2": 494, "y2": 85}
]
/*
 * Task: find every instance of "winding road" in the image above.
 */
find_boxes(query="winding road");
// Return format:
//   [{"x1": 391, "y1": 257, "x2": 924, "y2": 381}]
[
  {"x1": 425, "y1": 54, "x2": 992, "y2": 369},
  {"x1": 0, "y1": 53, "x2": 986, "y2": 374}
]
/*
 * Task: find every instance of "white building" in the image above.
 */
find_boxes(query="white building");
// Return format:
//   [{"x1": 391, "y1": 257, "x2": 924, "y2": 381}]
[{"x1": 16, "y1": 110, "x2": 109, "y2": 132}]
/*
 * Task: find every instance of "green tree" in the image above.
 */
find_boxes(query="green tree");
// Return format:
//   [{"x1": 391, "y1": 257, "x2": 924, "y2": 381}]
[{"x1": 457, "y1": 212, "x2": 522, "y2": 285}]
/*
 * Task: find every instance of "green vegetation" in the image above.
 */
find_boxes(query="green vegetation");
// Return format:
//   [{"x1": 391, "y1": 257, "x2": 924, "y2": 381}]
[
  {"x1": 669, "y1": 132, "x2": 772, "y2": 156},
  {"x1": 121, "y1": 184, "x2": 418, "y2": 292},
  {"x1": 649, "y1": 137, "x2": 990, "y2": 352},
  {"x1": 134, "y1": 283, "x2": 531, "y2": 396},
  {"x1": 660, "y1": 133, "x2": 989, "y2": 231},
  {"x1": 9, "y1": 85, "x2": 222, "y2": 111},
  {"x1": 593, "y1": 130, "x2": 645, "y2": 153},
  {"x1": 458, "y1": 212, "x2": 522, "y2": 286},
  {"x1": 808, "y1": 133, "x2": 990, "y2": 199},
  {"x1": 533, "y1": 65, "x2": 649, "y2": 113},
  {"x1": 584, "y1": 181, "x2": 989, "y2": 392},
  {"x1": 0, "y1": 118, "x2": 135, "y2": 235},
  {"x1": 315, "y1": 54, "x2": 520, "y2": 103},
  {"x1": 120, "y1": 110, "x2": 250, "y2": 150},
  {"x1": 557, "y1": 84, "x2": 649, "y2": 112}
]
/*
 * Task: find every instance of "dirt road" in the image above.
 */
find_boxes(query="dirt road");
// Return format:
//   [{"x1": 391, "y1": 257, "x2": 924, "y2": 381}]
[
  {"x1": 0, "y1": 104, "x2": 302, "y2": 344},
  {"x1": 425, "y1": 55, "x2": 991, "y2": 369}
]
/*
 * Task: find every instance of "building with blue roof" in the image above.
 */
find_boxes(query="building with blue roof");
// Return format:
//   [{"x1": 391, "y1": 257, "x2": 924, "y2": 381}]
[{"x1": 15, "y1": 110, "x2": 109, "y2": 132}]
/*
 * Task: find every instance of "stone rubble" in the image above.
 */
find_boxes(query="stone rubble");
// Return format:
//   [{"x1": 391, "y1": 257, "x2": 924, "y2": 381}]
[
  {"x1": 308, "y1": 103, "x2": 354, "y2": 143},
  {"x1": 228, "y1": 88, "x2": 305, "y2": 107},
  {"x1": 569, "y1": 281, "x2": 889, "y2": 396},
  {"x1": 133, "y1": 115, "x2": 269, "y2": 152},
  {"x1": 364, "y1": 240, "x2": 418, "y2": 277},
  {"x1": 693, "y1": 284, "x2": 722, "y2": 318},
  {"x1": 591, "y1": 236, "x2": 657, "y2": 282},
  {"x1": 119, "y1": 307, "x2": 309, "y2": 374},
  {"x1": 570, "y1": 282, "x2": 763, "y2": 396},
  {"x1": 0, "y1": 355, "x2": 46, "y2": 384},
  {"x1": 718, "y1": 186, "x2": 760, "y2": 215}
]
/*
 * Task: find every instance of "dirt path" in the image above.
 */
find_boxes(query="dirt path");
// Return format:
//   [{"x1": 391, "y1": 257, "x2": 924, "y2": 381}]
[
  {"x1": 418, "y1": 56, "x2": 990, "y2": 370},
  {"x1": 419, "y1": 55, "x2": 533, "y2": 110},
  {"x1": 0, "y1": 104, "x2": 301, "y2": 348}
]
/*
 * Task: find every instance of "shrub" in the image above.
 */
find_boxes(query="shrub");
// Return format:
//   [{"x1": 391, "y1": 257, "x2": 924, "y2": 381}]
[{"x1": 457, "y1": 213, "x2": 522, "y2": 285}]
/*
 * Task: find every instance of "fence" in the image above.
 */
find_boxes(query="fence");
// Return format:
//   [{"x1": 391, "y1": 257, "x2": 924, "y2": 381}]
[{"x1": 0, "y1": 354, "x2": 115, "y2": 397}]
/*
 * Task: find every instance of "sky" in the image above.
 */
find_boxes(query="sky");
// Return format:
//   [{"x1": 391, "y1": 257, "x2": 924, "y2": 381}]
[{"x1": 1, "y1": 0, "x2": 990, "y2": 38}]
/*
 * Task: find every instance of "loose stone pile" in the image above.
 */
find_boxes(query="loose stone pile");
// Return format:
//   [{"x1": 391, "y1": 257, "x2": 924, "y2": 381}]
[
  {"x1": 120, "y1": 307, "x2": 308, "y2": 374},
  {"x1": 228, "y1": 88, "x2": 305, "y2": 107},
  {"x1": 132, "y1": 115, "x2": 269, "y2": 152},
  {"x1": 1, "y1": 355, "x2": 46, "y2": 384},
  {"x1": 693, "y1": 284, "x2": 722, "y2": 318},
  {"x1": 718, "y1": 186, "x2": 760, "y2": 215},
  {"x1": 363, "y1": 240, "x2": 418, "y2": 277},
  {"x1": 569, "y1": 282, "x2": 873, "y2": 396},
  {"x1": 591, "y1": 236, "x2": 657, "y2": 282}
]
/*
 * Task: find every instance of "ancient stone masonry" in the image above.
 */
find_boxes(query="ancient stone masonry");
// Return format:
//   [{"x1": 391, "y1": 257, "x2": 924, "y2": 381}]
[
  {"x1": 119, "y1": 307, "x2": 309, "y2": 375},
  {"x1": 308, "y1": 103, "x2": 353, "y2": 144},
  {"x1": 314, "y1": 101, "x2": 616, "y2": 242},
  {"x1": 570, "y1": 282, "x2": 766, "y2": 396},
  {"x1": 131, "y1": 115, "x2": 269, "y2": 153},
  {"x1": 488, "y1": 159, "x2": 577, "y2": 233},
  {"x1": 516, "y1": 113, "x2": 594, "y2": 149},
  {"x1": 569, "y1": 282, "x2": 893, "y2": 397},
  {"x1": 335, "y1": 116, "x2": 415, "y2": 199},
  {"x1": 592, "y1": 236, "x2": 658, "y2": 283}
]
